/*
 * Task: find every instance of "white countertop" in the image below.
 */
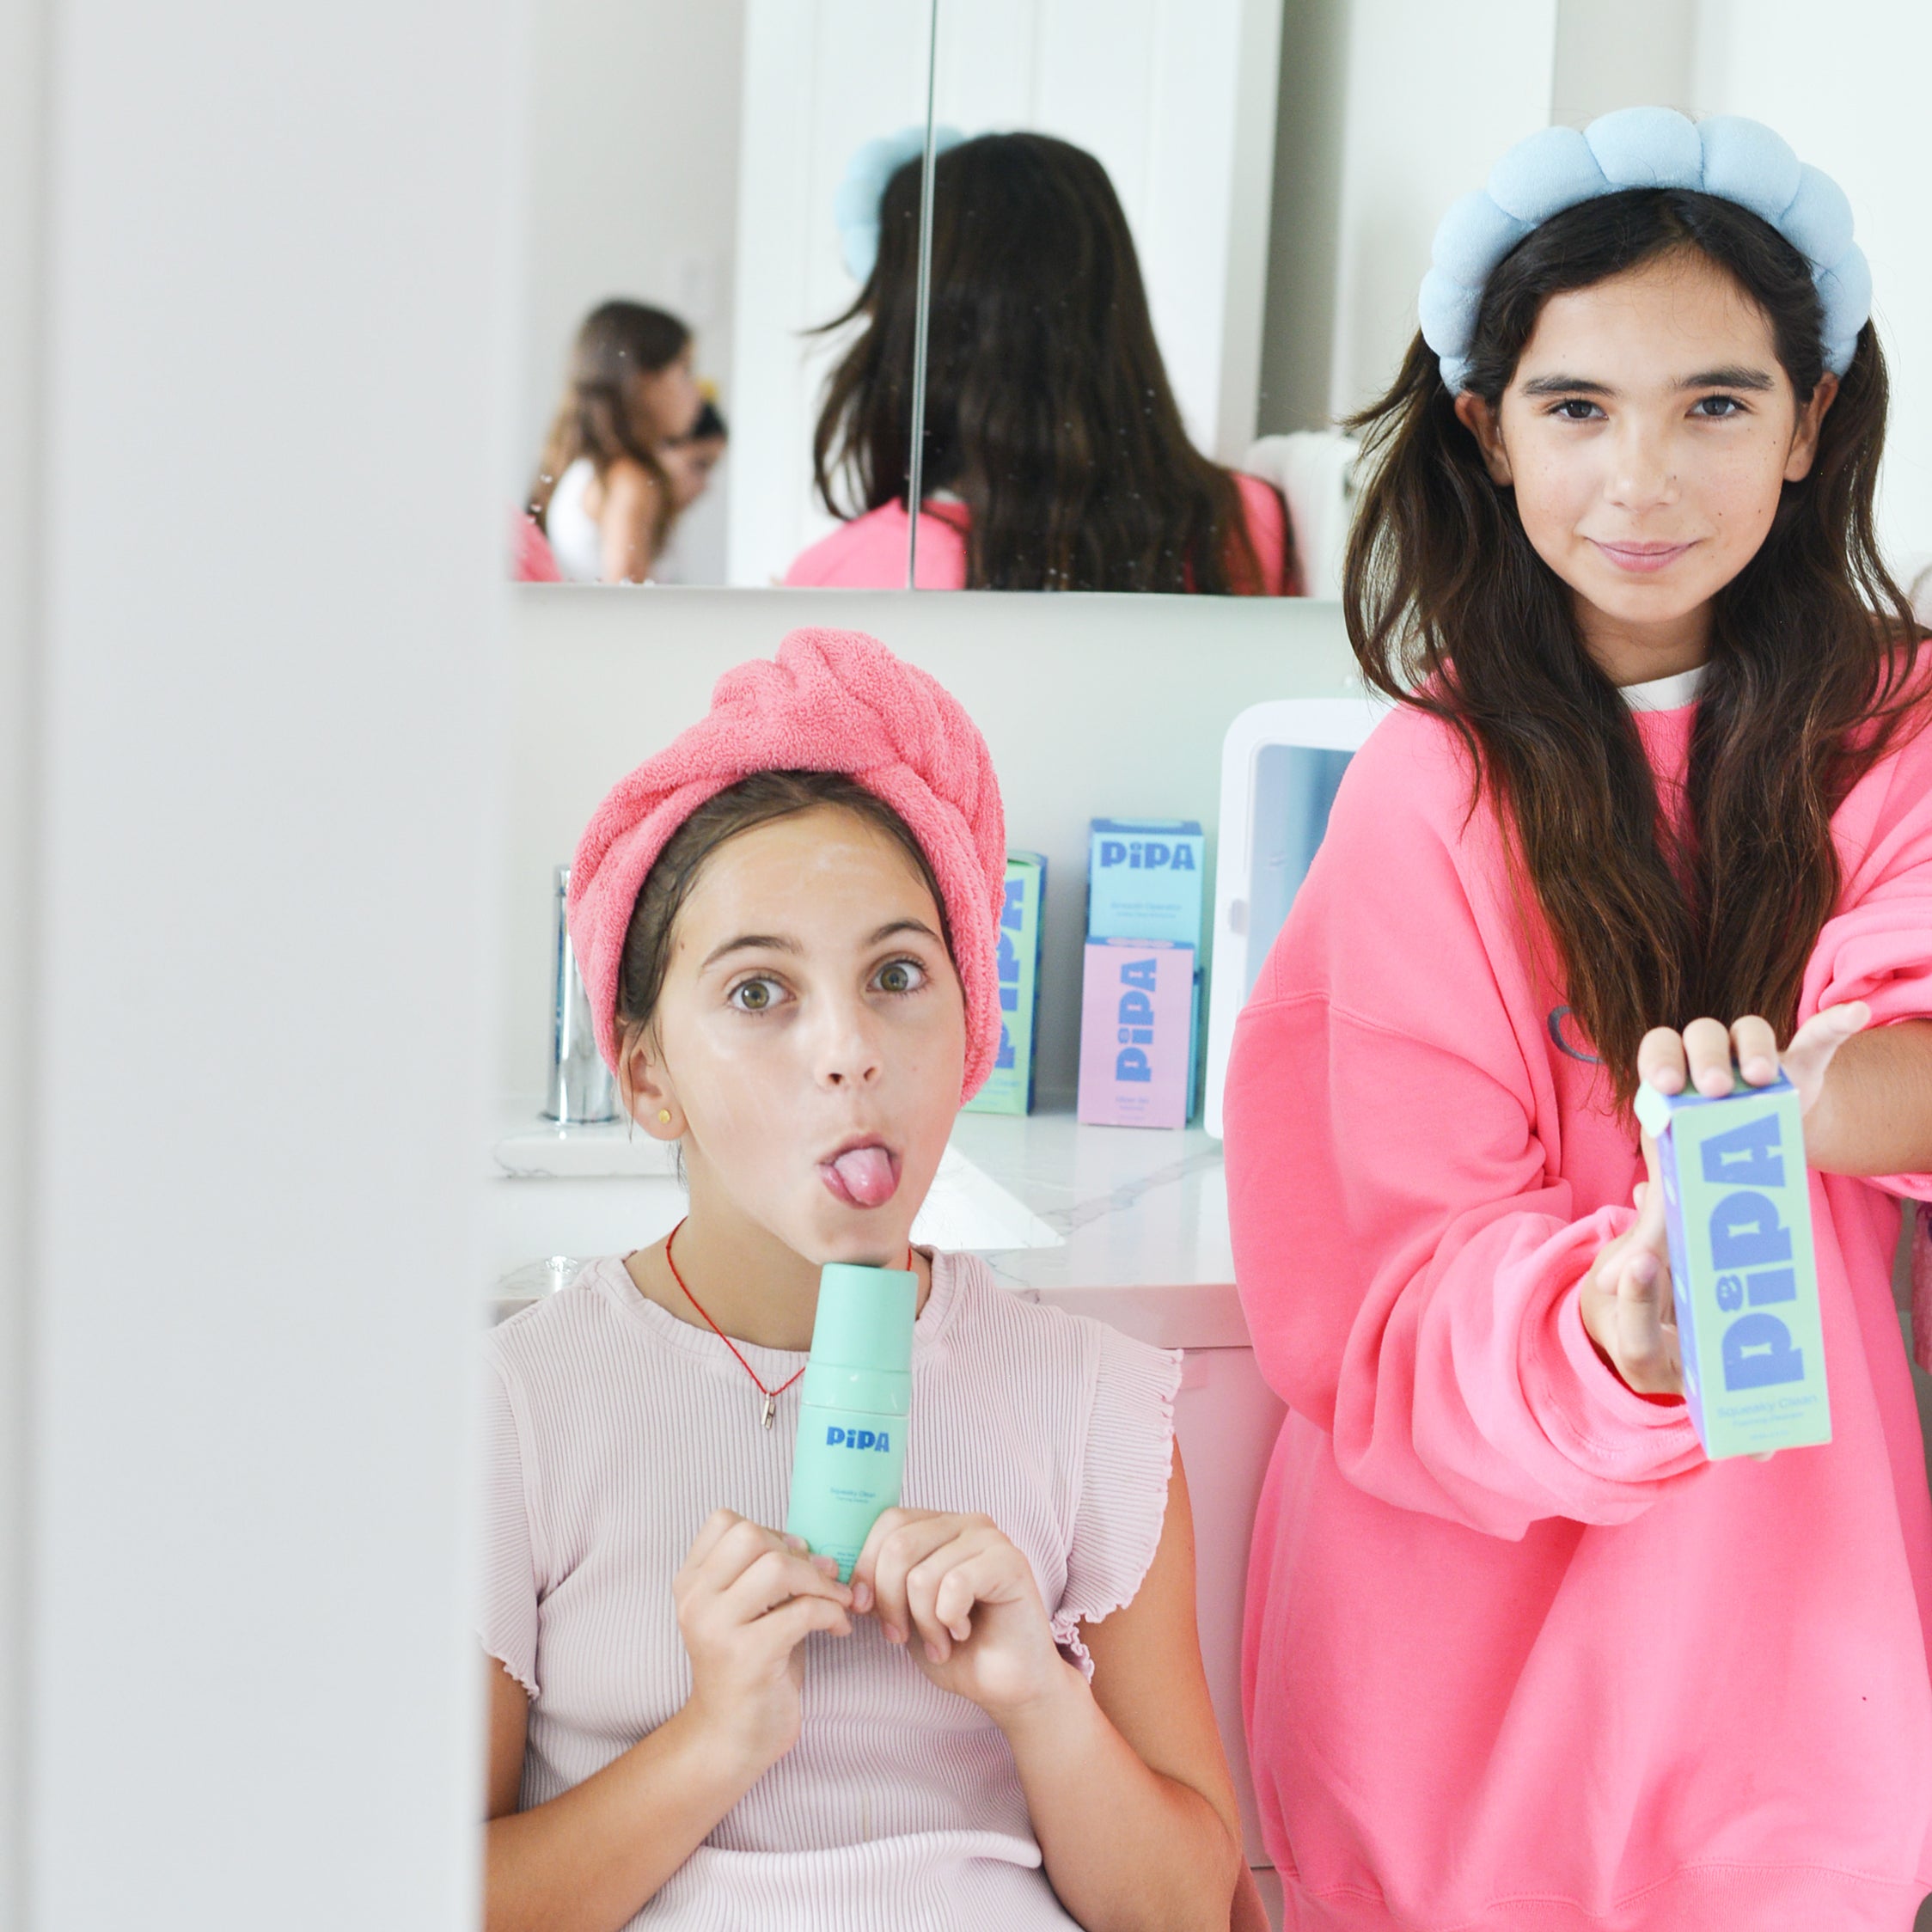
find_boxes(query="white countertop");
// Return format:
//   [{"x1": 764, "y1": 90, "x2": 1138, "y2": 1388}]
[{"x1": 491, "y1": 1103, "x2": 1248, "y2": 1350}]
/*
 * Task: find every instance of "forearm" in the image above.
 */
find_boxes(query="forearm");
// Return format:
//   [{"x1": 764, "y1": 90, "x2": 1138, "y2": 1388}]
[
  {"x1": 1806, "y1": 1019, "x2": 1932, "y2": 1177},
  {"x1": 1000, "y1": 1660, "x2": 1240, "y2": 1932},
  {"x1": 484, "y1": 1703, "x2": 757, "y2": 1932}
]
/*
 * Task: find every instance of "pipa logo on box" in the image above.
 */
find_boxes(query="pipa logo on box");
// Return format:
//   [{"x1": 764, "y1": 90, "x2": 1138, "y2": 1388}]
[
  {"x1": 1700, "y1": 1114, "x2": 1806, "y2": 1391},
  {"x1": 1113, "y1": 957, "x2": 1162, "y2": 1085},
  {"x1": 825, "y1": 1426, "x2": 892, "y2": 1453},
  {"x1": 1097, "y1": 838, "x2": 1197, "y2": 872}
]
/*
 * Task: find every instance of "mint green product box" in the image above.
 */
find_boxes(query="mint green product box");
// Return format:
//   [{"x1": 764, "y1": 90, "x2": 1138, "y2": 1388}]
[
  {"x1": 1633, "y1": 1072, "x2": 1830, "y2": 1459},
  {"x1": 966, "y1": 853, "x2": 1046, "y2": 1116}
]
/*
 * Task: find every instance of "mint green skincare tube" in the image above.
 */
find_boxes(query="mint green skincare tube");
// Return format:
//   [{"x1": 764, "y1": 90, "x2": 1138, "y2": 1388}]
[{"x1": 785, "y1": 1263, "x2": 916, "y2": 1581}]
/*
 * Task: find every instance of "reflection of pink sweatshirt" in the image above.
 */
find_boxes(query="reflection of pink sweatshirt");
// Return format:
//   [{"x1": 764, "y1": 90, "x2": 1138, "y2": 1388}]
[
  {"x1": 1225, "y1": 688, "x2": 1932, "y2": 1930},
  {"x1": 782, "y1": 474, "x2": 1297, "y2": 593}
]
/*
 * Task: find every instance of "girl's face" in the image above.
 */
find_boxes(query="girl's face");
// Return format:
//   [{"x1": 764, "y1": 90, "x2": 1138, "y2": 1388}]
[
  {"x1": 1455, "y1": 249, "x2": 1837, "y2": 676},
  {"x1": 628, "y1": 348, "x2": 704, "y2": 447},
  {"x1": 631, "y1": 806, "x2": 967, "y2": 1269}
]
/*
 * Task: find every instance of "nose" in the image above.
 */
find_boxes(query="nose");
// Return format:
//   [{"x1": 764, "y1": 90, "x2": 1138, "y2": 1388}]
[
  {"x1": 811, "y1": 993, "x2": 883, "y2": 1091},
  {"x1": 1605, "y1": 418, "x2": 1678, "y2": 512}
]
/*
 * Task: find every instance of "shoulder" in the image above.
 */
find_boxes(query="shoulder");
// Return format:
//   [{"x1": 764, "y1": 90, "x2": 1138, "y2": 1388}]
[
  {"x1": 783, "y1": 504, "x2": 932, "y2": 588},
  {"x1": 1318, "y1": 699, "x2": 1488, "y2": 878},
  {"x1": 483, "y1": 1256, "x2": 639, "y2": 1401},
  {"x1": 597, "y1": 458, "x2": 661, "y2": 511},
  {"x1": 926, "y1": 1251, "x2": 1172, "y2": 1393}
]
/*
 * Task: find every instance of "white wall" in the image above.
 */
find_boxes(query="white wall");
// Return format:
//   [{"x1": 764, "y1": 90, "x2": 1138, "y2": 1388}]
[
  {"x1": 498, "y1": 589, "x2": 1359, "y2": 1110},
  {"x1": 520, "y1": 0, "x2": 744, "y2": 585},
  {"x1": 1691, "y1": 0, "x2": 1932, "y2": 572},
  {"x1": 13, "y1": 0, "x2": 515, "y2": 1923},
  {"x1": 0, "y1": 0, "x2": 46, "y2": 1913}
]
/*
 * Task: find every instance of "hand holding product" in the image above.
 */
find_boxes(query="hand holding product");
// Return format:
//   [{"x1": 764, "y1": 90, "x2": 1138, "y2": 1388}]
[
  {"x1": 850, "y1": 1505, "x2": 1072, "y2": 1723},
  {"x1": 671, "y1": 1508, "x2": 853, "y2": 1771}
]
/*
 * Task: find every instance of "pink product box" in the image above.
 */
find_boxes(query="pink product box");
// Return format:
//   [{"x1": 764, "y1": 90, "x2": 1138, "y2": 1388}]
[{"x1": 1077, "y1": 939, "x2": 1195, "y2": 1129}]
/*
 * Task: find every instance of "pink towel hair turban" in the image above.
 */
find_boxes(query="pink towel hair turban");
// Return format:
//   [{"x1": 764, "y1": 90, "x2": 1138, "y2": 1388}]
[{"x1": 567, "y1": 627, "x2": 1008, "y2": 1100}]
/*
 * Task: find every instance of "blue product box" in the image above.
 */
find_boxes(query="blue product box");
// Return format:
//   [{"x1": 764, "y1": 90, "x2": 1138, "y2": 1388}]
[
  {"x1": 1087, "y1": 819, "x2": 1206, "y2": 1120},
  {"x1": 1632, "y1": 1071, "x2": 1830, "y2": 1459},
  {"x1": 1086, "y1": 819, "x2": 1206, "y2": 945},
  {"x1": 964, "y1": 853, "x2": 1046, "y2": 1116}
]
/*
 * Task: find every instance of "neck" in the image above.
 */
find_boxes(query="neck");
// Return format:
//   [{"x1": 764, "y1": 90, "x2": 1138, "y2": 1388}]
[
  {"x1": 637, "y1": 1164, "x2": 926, "y2": 1354},
  {"x1": 1573, "y1": 593, "x2": 1712, "y2": 688}
]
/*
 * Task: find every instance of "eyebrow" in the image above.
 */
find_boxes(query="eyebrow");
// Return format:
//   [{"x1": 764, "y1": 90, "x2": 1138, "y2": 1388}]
[
  {"x1": 699, "y1": 932, "x2": 799, "y2": 970},
  {"x1": 1519, "y1": 365, "x2": 1776, "y2": 397},
  {"x1": 866, "y1": 917, "x2": 942, "y2": 947}
]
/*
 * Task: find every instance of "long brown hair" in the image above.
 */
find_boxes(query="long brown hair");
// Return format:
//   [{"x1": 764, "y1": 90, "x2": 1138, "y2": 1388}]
[
  {"x1": 811, "y1": 133, "x2": 1278, "y2": 593},
  {"x1": 1345, "y1": 188, "x2": 1923, "y2": 1107},
  {"x1": 529, "y1": 300, "x2": 690, "y2": 551}
]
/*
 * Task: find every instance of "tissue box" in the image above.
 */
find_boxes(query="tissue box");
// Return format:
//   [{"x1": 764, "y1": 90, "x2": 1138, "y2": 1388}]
[
  {"x1": 1077, "y1": 940, "x2": 1194, "y2": 1128},
  {"x1": 965, "y1": 853, "x2": 1045, "y2": 1116},
  {"x1": 1086, "y1": 819, "x2": 1205, "y2": 945},
  {"x1": 1633, "y1": 1072, "x2": 1830, "y2": 1459}
]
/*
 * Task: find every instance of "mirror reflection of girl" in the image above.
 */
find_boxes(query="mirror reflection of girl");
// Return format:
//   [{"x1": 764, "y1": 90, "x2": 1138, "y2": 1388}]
[
  {"x1": 481, "y1": 633, "x2": 1248, "y2": 1931},
  {"x1": 527, "y1": 300, "x2": 705, "y2": 584},
  {"x1": 1225, "y1": 113, "x2": 1932, "y2": 1929},
  {"x1": 787, "y1": 132, "x2": 1298, "y2": 596}
]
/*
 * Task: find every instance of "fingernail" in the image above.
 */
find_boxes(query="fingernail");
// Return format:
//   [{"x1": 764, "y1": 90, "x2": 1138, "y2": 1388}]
[
  {"x1": 1632, "y1": 1255, "x2": 1657, "y2": 1285},
  {"x1": 951, "y1": 1623, "x2": 969, "y2": 1643},
  {"x1": 851, "y1": 1580, "x2": 872, "y2": 1611},
  {"x1": 1745, "y1": 1057, "x2": 1776, "y2": 1083},
  {"x1": 925, "y1": 1640, "x2": 943, "y2": 1663},
  {"x1": 883, "y1": 1623, "x2": 902, "y2": 1645}
]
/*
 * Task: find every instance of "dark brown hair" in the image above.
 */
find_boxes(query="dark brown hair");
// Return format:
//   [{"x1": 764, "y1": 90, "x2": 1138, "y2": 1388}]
[
  {"x1": 1345, "y1": 187, "x2": 1923, "y2": 1108},
  {"x1": 811, "y1": 132, "x2": 1281, "y2": 594},
  {"x1": 614, "y1": 771, "x2": 950, "y2": 1065},
  {"x1": 529, "y1": 300, "x2": 691, "y2": 548}
]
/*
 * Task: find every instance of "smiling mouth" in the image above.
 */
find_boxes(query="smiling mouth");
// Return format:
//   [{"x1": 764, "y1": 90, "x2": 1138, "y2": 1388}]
[
  {"x1": 819, "y1": 1140, "x2": 902, "y2": 1210},
  {"x1": 1590, "y1": 539, "x2": 1697, "y2": 574}
]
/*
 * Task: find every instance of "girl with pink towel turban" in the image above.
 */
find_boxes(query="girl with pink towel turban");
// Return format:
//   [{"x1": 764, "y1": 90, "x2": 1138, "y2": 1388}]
[{"x1": 477, "y1": 628, "x2": 1250, "y2": 1932}]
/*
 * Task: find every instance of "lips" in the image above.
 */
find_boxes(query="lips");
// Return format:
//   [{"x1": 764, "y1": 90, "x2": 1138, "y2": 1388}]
[
  {"x1": 819, "y1": 1140, "x2": 901, "y2": 1209},
  {"x1": 1591, "y1": 540, "x2": 1696, "y2": 575}
]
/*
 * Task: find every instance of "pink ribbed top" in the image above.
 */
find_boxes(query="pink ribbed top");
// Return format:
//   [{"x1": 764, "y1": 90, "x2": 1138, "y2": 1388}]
[{"x1": 480, "y1": 1248, "x2": 1181, "y2": 1930}]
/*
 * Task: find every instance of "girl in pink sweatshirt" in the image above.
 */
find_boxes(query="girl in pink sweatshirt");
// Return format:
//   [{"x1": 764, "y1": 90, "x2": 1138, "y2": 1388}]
[{"x1": 1224, "y1": 110, "x2": 1932, "y2": 1929}]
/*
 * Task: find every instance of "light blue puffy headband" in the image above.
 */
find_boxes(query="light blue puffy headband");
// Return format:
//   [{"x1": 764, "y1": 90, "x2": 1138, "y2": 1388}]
[
  {"x1": 1420, "y1": 107, "x2": 1871, "y2": 393},
  {"x1": 834, "y1": 125, "x2": 966, "y2": 284}
]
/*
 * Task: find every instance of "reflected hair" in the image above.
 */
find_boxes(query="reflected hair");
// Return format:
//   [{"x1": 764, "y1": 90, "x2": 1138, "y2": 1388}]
[
  {"x1": 1345, "y1": 188, "x2": 1924, "y2": 1108},
  {"x1": 529, "y1": 299, "x2": 691, "y2": 547},
  {"x1": 810, "y1": 132, "x2": 1281, "y2": 594}
]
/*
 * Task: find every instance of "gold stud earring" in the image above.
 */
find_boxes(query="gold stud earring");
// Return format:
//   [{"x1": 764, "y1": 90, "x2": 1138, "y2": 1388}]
[{"x1": 657, "y1": 1109, "x2": 672, "y2": 1124}]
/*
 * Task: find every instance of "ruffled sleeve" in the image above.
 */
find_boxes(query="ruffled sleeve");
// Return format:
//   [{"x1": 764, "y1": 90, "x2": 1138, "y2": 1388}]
[
  {"x1": 1050, "y1": 1324, "x2": 1182, "y2": 1680},
  {"x1": 479, "y1": 1353, "x2": 541, "y2": 1699}
]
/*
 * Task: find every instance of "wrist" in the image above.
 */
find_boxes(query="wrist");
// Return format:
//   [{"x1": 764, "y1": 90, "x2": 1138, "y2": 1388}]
[
  {"x1": 988, "y1": 1652, "x2": 1092, "y2": 1746},
  {"x1": 669, "y1": 1693, "x2": 786, "y2": 1799}
]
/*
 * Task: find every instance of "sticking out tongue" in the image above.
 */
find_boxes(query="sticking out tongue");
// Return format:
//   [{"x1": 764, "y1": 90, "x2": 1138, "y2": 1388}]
[{"x1": 828, "y1": 1144, "x2": 898, "y2": 1208}]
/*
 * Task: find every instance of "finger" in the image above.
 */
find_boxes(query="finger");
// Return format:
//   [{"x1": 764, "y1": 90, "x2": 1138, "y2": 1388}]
[
  {"x1": 1637, "y1": 1025, "x2": 1689, "y2": 1095},
  {"x1": 930, "y1": 1544, "x2": 1029, "y2": 1644},
  {"x1": 849, "y1": 1507, "x2": 927, "y2": 1595},
  {"x1": 1731, "y1": 1015, "x2": 1779, "y2": 1086},
  {"x1": 684, "y1": 1507, "x2": 747, "y2": 1570},
  {"x1": 1682, "y1": 1017, "x2": 1734, "y2": 1097},
  {"x1": 753, "y1": 1592, "x2": 855, "y2": 1655},
  {"x1": 1782, "y1": 1001, "x2": 1871, "y2": 1106},
  {"x1": 721, "y1": 1548, "x2": 852, "y2": 1623},
  {"x1": 1616, "y1": 1250, "x2": 1681, "y2": 1394},
  {"x1": 865, "y1": 1516, "x2": 962, "y2": 1646},
  {"x1": 903, "y1": 1532, "x2": 981, "y2": 1657},
  {"x1": 697, "y1": 1516, "x2": 789, "y2": 1593}
]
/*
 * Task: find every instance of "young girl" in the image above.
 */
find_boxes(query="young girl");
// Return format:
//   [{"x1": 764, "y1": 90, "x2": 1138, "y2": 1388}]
[
  {"x1": 1224, "y1": 109, "x2": 1932, "y2": 1929},
  {"x1": 526, "y1": 300, "x2": 704, "y2": 584},
  {"x1": 480, "y1": 630, "x2": 1248, "y2": 1929},
  {"x1": 786, "y1": 132, "x2": 1295, "y2": 596}
]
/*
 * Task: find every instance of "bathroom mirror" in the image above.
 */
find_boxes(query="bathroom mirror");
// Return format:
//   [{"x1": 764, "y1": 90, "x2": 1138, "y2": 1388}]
[{"x1": 513, "y1": 0, "x2": 938, "y2": 589}]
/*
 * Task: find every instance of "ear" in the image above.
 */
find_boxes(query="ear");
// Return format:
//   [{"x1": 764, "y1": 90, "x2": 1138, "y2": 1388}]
[
  {"x1": 1453, "y1": 389, "x2": 1514, "y2": 486},
  {"x1": 1784, "y1": 370, "x2": 1838, "y2": 483},
  {"x1": 619, "y1": 1034, "x2": 684, "y2": 1141}
]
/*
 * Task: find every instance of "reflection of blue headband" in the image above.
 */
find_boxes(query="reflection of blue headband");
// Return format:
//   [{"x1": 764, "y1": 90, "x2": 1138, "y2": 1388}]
[
  {"x1": 1421, "y1": 107, "x2": 1871, "y2": 393},
  {"x1": 834, "y1": 125, "x2": 967, "y2": 284}
]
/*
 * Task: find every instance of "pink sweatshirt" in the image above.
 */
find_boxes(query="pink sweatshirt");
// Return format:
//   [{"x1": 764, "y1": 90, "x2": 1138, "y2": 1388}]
[
  {"x1": 1224, "y1": 686, "x2": 1932, "y2": 1930},
  {"x1": 782, "y1": 474, "x2": 1297, "y2": 593}
]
